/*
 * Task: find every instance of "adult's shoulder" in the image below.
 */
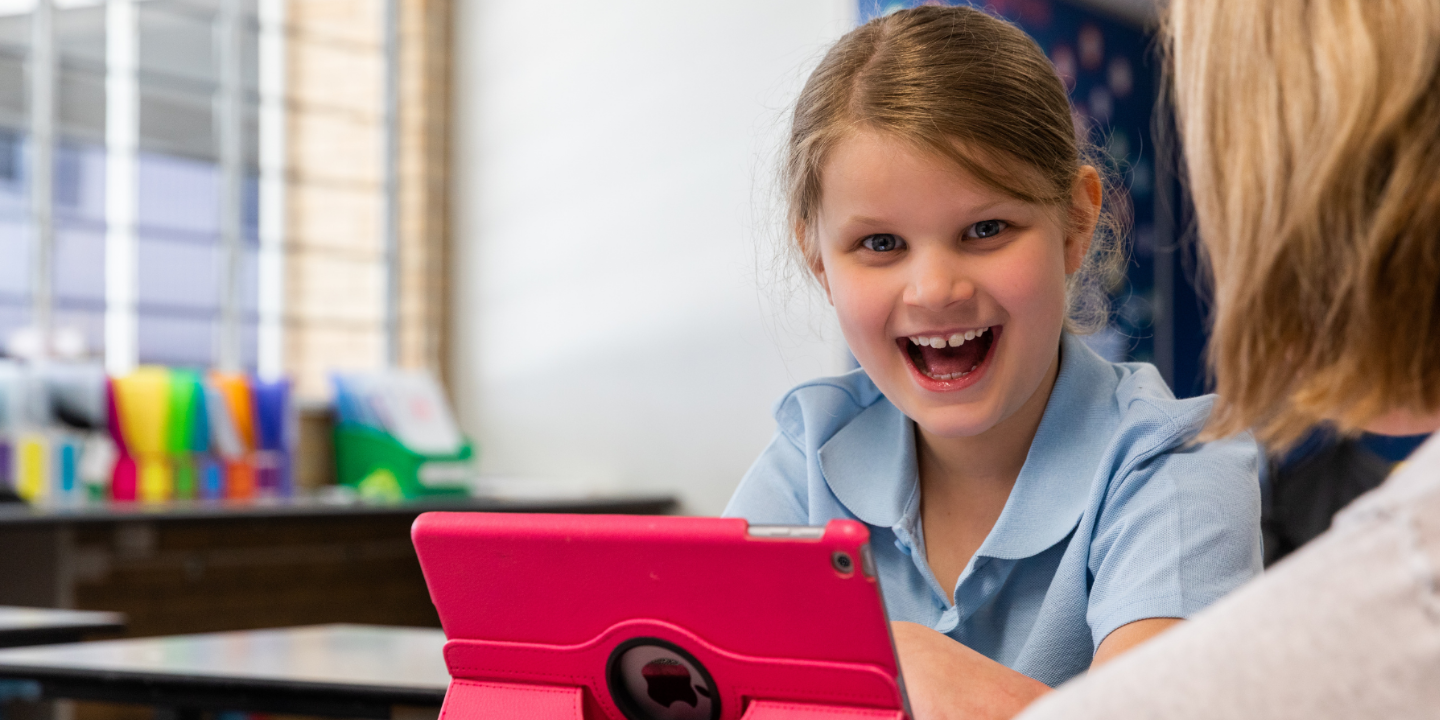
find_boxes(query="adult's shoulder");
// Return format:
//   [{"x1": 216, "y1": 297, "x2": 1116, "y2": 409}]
[{"x1": 771, "y1": 369, "x2": 889, "y2": 450}]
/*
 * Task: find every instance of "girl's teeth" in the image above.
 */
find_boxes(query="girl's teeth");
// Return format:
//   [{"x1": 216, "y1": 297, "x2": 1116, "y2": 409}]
[
  {"x1": 907, "y1": 327, "x2": 990, "y2": 347},
  {"x1": 923, "y1": 362, "x2": 982, "y2": 381},
  {"x1": 912, "y1": 327, "x2": 989, "y2": 382}
]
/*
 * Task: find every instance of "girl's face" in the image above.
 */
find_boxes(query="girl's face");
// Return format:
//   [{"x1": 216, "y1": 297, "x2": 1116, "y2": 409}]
[{"x1": 812, "y1": 130, "x2": 1093, "y2": 439}]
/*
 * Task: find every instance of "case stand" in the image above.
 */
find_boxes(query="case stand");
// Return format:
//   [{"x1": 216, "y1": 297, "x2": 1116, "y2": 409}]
[
  {"x1": 440, "y1": 680, "x2": 584, "y2": 720},
  {"x1": 739, "y1": 701, "x2": 905, "y2": 719},
  {"x1": 438, "y1": 680, "x2": 906, "y2": 720}
]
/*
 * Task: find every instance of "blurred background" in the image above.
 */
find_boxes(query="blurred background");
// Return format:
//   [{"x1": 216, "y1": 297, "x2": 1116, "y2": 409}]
[
  {"x1": 0, "y1": 0, "x2": 1188, "y2": 524},
  {"x1": 0, "y1": 3, "x2": 1427, "y2": 713},
  {"x1": 451, "y1": 0, "x2": 1183, "y2": 516},
  {"x1": 0, "y1": 0, "x2": 1252, "y2": 515}
]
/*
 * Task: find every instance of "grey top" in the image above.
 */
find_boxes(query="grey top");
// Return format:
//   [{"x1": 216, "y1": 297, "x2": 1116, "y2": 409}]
[
  {"x1": 1019, "y1": 433, "x2": 1440, "y2": 719},
  {"x1": 0, "y1": 624, "x2": 448, "y2": 693}
]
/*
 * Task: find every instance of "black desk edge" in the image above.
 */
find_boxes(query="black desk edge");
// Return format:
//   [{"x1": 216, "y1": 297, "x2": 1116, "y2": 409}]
[
  {"x1": 0, "y1": 665, "x2": 446, "y2": 719},
  {"x1": 0, "y1": 623, "x2": 128, "y2": 649}
]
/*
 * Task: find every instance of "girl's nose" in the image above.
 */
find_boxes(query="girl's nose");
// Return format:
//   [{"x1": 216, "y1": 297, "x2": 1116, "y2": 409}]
[{"x1": 903, "y1": 260, "x2": 976, "y2": 310}]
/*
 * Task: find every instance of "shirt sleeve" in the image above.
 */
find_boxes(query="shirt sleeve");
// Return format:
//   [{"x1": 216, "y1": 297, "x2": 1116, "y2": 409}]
[
  {"x1": 721, "y1": 429, "x2": 809, "y2": 524},
  {"x1": 1085, "y1": 432, "x2": 1263, "y2": 650}
]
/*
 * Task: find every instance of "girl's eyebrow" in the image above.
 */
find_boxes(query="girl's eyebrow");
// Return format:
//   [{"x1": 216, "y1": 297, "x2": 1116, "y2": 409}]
[
  {"x1": 958, "y1": 198, "x2": 1018, "y2": 214},
  {"x1": 842, "y1": 200, "x2": 1019, "y2": 228},
  {"x1": 844, "y1": 215, "x2": 891, "y2": 227}
]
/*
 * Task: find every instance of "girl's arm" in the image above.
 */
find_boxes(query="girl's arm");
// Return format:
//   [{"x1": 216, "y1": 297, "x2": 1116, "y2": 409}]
[
  {"x1": 892, "y1": 618, "x2": 1182, "y2": 719},
  {"x1": 891, "y1": 621, "x2": 1050, "y2": 720},
  {"x1": 1091, "y1": 617, "x2": 1182, "y2": 667}
]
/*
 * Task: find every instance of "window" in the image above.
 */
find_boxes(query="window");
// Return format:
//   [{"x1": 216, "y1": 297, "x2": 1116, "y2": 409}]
[{"x1": 0, "y1": 0, "x2": 452, "y2": 400}]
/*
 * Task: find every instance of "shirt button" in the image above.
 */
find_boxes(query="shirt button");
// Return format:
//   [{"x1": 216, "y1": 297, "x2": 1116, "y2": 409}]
[{"x1": 935, "y1": 607, "x2": 960, "y2": 634}]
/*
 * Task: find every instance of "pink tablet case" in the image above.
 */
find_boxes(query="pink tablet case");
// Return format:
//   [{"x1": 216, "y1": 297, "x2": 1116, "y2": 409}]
[{"x1": 413, "y1": 513, "x2": 908, "y2": 720}]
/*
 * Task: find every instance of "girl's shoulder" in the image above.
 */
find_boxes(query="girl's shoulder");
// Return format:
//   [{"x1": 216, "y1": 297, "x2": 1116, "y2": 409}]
[
  {"x1": 1048, "y1": 335, "x2": 1220, "y2": 453},
  {"x1": 1041, "y1": 335, "x2": 1256, "y2": 500},
  {"x1": 1105, "y1": 358, "x2": 1218, "y2": 454},
  {"x1": 769, "y1": 367, "x2": 893, "y2": 450},
  {"x1": 726, "y1": 369, "x2": 908, "y2": 524}
]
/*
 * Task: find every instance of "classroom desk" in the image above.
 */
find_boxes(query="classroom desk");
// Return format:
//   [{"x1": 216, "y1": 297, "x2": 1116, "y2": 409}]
[
  {"x1": 0, "y1": 493, "x2": 676, "y2": 639},
  {"x1": 0, "y1": 624, "x2": 447, "y2": 719},
  {"x1": 0, "y1": 607, "x2": 125, "y2": 648},
  {"x1": 0, "y1": 493, "x2": 677, "y2": 526}
]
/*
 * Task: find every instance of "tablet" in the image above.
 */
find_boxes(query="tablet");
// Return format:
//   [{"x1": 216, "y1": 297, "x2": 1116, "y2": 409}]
[{"x1": 412, "y1": 512, "x2": 909, "y2": 720}]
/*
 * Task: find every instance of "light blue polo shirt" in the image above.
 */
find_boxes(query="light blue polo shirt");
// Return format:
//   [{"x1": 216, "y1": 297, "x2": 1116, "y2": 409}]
[{"x1": 724, "y1": 333, "x2": 1262, "y2": 687}]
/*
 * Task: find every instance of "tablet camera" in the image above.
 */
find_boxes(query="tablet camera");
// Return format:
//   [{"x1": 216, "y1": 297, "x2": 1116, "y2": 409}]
[{"x1": 607, "y1": 638, "x2": 720, "y2": 720}]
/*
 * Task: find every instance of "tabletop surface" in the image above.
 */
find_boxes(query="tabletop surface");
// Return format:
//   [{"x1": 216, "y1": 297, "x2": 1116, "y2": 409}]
[
  {"x1": 0, "y1": 607, "x2": 125, "y2": 634},
  {"x1": 0, "y1": 624, "x2": 449, "y2": 693}
]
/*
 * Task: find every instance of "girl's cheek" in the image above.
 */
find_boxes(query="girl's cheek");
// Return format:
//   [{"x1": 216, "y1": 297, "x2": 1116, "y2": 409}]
[
  {"x1": 991, "y1": 242, "x2": 1069, "y2": 319},
  {"x1": 830, "y1": 283, "x2": 873, "y2": 336},
  {"x1": 829, "y1": 273, "x2": 892, "y2": 353}
]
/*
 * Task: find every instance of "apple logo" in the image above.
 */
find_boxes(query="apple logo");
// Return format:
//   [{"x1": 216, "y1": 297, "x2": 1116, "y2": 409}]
[
  {"x1": 609, "y1": 639, "x2": 719, "y2": 720},
  {"x1": 642, "y1": 659, "x2": 697, "y2": 708}
]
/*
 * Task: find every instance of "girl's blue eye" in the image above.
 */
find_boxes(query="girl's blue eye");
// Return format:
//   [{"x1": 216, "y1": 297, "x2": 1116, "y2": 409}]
[
  {"x1": 967, "y1": 220, "x2": 1007, "y2": 239},
  {"x1": 862, "y1": 234, "x2": 902, "y2": 252}
]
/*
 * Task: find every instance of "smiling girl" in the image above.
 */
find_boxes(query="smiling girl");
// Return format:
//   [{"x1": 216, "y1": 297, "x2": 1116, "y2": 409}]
[{"x1": 724, "y1": 6, "x2": 1261, "y2": 716}]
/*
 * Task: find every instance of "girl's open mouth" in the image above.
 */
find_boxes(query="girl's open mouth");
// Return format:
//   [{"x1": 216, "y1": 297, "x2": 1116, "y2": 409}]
[{"x1": 897, "y1": 325, "x2": 1000, "y2": 390}]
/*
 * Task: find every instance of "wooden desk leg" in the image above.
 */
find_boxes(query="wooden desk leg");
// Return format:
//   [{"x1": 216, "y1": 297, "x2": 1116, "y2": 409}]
[
  {"x1": 0, "y1": 678, "x2": 58, "y2": 720},
  {"x1": 152, "y1": 706, "x2": 202, "y2": 720},
  {"x1": 393, "y1": 705, "x2": 441, "y2": 720},
  {"x1": 0, "y1": 526, "x2": 64, "y2": 607}
]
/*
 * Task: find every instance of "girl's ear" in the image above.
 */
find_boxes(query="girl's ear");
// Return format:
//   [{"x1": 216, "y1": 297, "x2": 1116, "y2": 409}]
[
  {"x1": 798, "y1": 221, "x2": 834, "y2": 304},
  {"x1": 1065, "y1": 166, "x2": 1103, "y2": 275}
]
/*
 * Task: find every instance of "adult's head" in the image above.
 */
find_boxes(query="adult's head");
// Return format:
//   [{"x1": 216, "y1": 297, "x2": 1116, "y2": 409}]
[{"x1": 1166, "y1": 0, "x2": 1440, "y2": 448}]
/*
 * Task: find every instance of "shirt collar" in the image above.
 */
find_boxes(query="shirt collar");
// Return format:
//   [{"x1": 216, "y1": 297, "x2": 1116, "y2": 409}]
[
  {"x1": 816, "y1": 333, "x2": 1120, "y2": 561},
  {"x1": 817, "y1": 398, "x2": 918, "y2": 529},
  {"x1": 974, "y1": 333, "x2": 1119, "y2": 560}
]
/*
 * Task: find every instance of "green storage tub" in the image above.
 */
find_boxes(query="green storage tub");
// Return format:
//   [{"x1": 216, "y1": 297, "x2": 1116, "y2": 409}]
[{"x1": 334, "y1": 424, "x2": 476, "y2": 500}]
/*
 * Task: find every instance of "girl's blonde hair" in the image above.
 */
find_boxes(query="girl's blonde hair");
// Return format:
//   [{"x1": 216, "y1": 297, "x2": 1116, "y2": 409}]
[
  {"x1": 783, "y1": 5, "x2": 1127, "y2": 333},
  {"x1": 1165, "y1": 0, "x2": 1440, "y2": 449}
]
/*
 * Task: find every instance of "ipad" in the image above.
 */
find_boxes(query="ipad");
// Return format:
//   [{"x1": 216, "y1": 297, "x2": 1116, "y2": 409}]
[{"x1": 412, "y1": 512, "x2": 909, "y2": 720}]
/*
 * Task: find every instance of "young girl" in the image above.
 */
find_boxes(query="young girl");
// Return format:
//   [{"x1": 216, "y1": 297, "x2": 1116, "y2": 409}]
[{"x1": 724, "y1": 5, "x2": 1261, "y2": 714}]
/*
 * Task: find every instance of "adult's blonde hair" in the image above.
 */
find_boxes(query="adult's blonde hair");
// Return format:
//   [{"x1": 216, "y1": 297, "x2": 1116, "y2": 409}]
[
  {"x1": 784, "y1": 5, "x2": 1126, "y2": 333},
  {"x1": 1166, "y1": 0, "x2": 1440, "y2": 449}
]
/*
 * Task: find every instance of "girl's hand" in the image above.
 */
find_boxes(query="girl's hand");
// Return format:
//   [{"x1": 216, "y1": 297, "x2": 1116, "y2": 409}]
[{"x1": 890, "y1": 621, "x2": 1050, "y2": 720}]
